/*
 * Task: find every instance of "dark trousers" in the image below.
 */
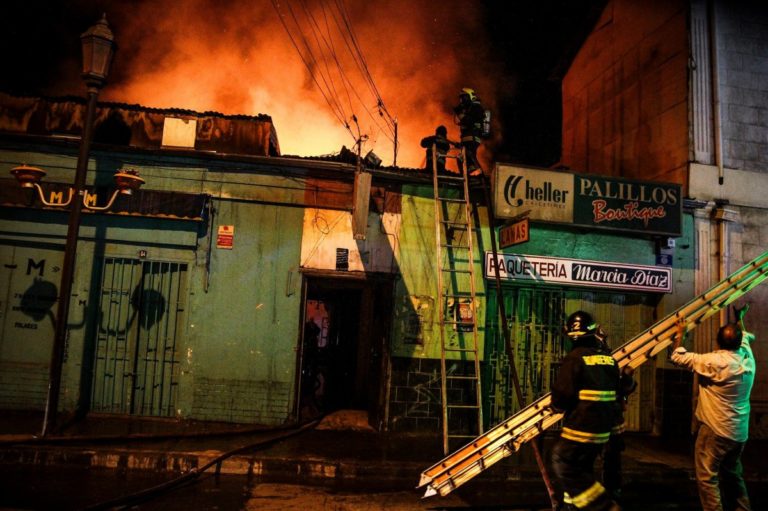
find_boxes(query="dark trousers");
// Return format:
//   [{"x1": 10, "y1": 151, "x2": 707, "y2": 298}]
[
  {"x1": 461, "y1": 140, "x2": 480, "y2": 173},
  {"x1": 602, "y1": 433, "x2": 624, "y2": 496},
  {"x1": 552, "y1": 437, "x2": 614, "y2": 510}
]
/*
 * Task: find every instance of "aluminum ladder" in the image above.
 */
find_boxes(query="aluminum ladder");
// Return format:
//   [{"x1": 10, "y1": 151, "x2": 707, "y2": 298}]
[
  {"x1": 430, "y1": 144, "x2": 483, "y2": 455},
  {"x1": 419, "y1": 250, "x2": 768, "y2": 497}
]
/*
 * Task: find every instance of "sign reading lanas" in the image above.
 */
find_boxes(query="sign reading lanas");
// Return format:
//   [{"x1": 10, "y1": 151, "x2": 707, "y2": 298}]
[{"x1": 493, "y1": 164, "x2": 682, "y2": 236}]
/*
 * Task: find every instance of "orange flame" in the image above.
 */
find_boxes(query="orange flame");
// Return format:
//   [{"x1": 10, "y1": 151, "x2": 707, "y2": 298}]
[{"x1": 102, "y1": 0, "x2": 499, "y2": 169}]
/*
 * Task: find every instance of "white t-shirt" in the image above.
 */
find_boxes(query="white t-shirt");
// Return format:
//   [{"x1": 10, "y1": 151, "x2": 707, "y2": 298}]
[{"x1": 671, "y1": 333, "x2": 755, "y2": 442}]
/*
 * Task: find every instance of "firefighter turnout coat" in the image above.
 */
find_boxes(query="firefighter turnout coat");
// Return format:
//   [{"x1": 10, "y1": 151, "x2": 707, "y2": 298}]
[{"x1": 552, "y1": 337, "x2": 621, "y2": 444}]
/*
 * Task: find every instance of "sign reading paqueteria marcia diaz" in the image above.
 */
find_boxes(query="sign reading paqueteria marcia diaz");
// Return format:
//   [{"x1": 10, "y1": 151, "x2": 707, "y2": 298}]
[
  {"x1": 493, "y1": 164, "x2": 682, "y2": 236},
  {"x1": 484, "y1": 252, "x2": 672, "y2": 293}
]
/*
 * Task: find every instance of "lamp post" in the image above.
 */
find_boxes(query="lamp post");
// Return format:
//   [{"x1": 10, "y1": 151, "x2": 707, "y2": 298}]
[{"x1": 41, "y1": 14, "x2": 117, "y2": 436}]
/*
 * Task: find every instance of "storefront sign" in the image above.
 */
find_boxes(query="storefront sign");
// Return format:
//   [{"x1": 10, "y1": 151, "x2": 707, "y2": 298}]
[
  {"x1": 499, "y1": 218, "x2": 530, "y2": 248},
  {"x1": 494, "y1": 165, "x2": 682, "y2": 236},
  {"x1": 484, "y1": 252, "x2": 672, "y2": 293}
]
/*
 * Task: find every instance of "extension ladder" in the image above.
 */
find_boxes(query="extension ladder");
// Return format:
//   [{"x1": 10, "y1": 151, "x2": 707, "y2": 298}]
[
  {"x1": 419, "y1": 251, "x2": 768, "y2": 497},
  {"x1": 431, "y1": 144, "x2": 483, "y2": 455}
]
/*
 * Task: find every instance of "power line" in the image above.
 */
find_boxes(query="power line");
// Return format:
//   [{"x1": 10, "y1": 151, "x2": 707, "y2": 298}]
[{"x1": 272, "y1": 0, "x2": 398, "y2": 157}]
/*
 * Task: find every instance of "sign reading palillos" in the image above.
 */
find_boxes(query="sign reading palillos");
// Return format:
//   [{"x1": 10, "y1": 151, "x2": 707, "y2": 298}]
[
  {"x1": 484, "y1": 252, "x2": 672, "y2": 293},
  {"x1": 494, "y1": 164, "x2": 682, "y2": 236}
]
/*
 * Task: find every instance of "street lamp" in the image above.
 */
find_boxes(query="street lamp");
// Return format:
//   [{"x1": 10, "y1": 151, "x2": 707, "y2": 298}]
[
  {"x1": 40, "y1": 14, "x2": 117, "y2": 436},
  {"x1": 10, "y1": 165, "x2": 145, "y2": 210}
]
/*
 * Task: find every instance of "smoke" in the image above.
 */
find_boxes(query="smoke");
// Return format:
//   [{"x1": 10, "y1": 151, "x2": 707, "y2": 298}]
[{"x1": 97, "y1": 0, "x2": 500, "y2": 168}]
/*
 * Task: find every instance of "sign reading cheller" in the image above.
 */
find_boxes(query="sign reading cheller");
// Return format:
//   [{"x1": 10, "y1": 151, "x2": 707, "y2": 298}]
[
  {"x1": 484, "y1": 252, "x2": 671, "y2": 293},
  {"x1": 493, "y1": 165, "x2": 682, "y2": 236}
]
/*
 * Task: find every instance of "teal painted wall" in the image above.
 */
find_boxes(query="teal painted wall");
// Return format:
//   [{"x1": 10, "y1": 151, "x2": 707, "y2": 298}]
[
  {"x1": 180, "y1": 200, "x2": 303, "y2": 424},
  {"x1": 1, "y1": 145, "x2": 305, "y2": 425},
  {"x1": 0, "y1": 142, "x2": 698, "y2": 429}
]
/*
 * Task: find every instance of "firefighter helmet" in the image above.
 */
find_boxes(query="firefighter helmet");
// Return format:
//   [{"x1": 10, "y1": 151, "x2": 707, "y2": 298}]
[
  {"x1": 459, "y1": 87, "x2": 477, "y2": 101},
  {"x1": 717, "y1": 323, "x2": 743, "y2": 350},
  {"x1": 564, "y1": 311, "x2": 598, "y2": 339}
]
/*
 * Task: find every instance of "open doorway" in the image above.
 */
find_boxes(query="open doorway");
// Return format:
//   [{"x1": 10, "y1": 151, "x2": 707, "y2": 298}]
[{"x1": 297, "y1": 274, "x2": 392, "y2": 428}]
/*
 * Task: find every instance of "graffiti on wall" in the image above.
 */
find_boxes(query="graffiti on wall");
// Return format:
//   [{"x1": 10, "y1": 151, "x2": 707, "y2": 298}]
[
  {"x1": 97, "y1": 286, "x2": 167, "y2": 336},
  {"x1": 6, "y1": 258, "x2": 58, "y2": 331}
]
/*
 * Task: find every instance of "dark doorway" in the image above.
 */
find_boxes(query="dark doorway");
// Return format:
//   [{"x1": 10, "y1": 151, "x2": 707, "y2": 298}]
[{"x1": 298, "y1": 274, "x2": 392, "y2": 428}]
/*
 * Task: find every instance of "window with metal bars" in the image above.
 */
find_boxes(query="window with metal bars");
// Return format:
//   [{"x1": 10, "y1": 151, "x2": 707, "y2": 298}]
[{"x1": 485, "y1": 286, "x2": 657, "y2": 431}]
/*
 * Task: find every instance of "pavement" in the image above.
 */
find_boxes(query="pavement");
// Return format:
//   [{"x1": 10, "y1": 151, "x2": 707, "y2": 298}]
[{"x1": 1, "y1": 409, "x2": 767, "y2": 504}]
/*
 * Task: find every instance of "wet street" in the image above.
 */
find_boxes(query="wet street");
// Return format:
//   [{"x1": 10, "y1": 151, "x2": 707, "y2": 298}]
[{"x1": 2, "y1": 464, "x2": 765, "y2": 510}]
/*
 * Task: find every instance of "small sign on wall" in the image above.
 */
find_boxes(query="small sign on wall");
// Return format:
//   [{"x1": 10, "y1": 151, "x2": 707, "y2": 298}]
[
  {"x1": 499, "y1": 218, "x2": 530, "y2": 248},
  {"x1": 217, "y1": 225, "x2": 234, "y2": 249},
  {"x1": 336, "y1": 248, "x2": 349, "y2": 270}
]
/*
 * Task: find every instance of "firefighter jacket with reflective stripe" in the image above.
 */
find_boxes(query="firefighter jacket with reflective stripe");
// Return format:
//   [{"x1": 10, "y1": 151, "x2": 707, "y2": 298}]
[
  {"x1": 454, "y1": 100, "x2": 484, "y2": 143},
  {"x1": 598, "y1": 340, "x2": 637, "y2": 434},
  {"x1": 551, "y1": 337, "x2": 621, "y2": 444}
]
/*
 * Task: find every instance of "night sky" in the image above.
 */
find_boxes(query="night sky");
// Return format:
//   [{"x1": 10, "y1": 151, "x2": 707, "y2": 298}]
[{"x1": 1, "y1": 0, "x2": 606, "y2": 168}]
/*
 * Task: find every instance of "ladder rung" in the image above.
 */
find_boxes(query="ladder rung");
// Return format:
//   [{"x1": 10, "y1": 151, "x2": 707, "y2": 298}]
[
  {"x1": 444, "y1": 347, "x2": 479, "y2": 353},
  {"x1": 440, "y1": 244, "x2": 470, "y2": 249},
  {"x1": 441, "y1": 293, "x2": 472, "y2": 298},
  {"x1": 437, "y1": 197, "x2": 466, "y2": 203},
  {"x1": 447, "y1": 404, "x2": 482, "y2": 410},
  {"x1": 442, "y1": 268, "x2": 472, "y2": 274},
  {"x1": 447, "y1": 375, "x2": 480, "y2": 381},
  {"x1": 422, "y1": 253, "x2": 768, "y2": 497}
]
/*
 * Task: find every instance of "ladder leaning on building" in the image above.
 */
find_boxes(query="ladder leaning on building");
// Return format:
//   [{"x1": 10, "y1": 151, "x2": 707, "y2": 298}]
[
  {"x1": 429, "y1": 144, "x2": 483, "y2": 455},
  {"x1": 427, "y1": 145, "x2": 558, "y2": 505},
  {"x1": 418, "y1": 251, "x2": 768, "y2": 498}
]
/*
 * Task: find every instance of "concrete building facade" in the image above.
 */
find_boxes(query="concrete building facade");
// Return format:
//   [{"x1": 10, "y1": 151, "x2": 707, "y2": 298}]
[{"x1": 561, "y1": 0, "x2": 768, "y2": 437}]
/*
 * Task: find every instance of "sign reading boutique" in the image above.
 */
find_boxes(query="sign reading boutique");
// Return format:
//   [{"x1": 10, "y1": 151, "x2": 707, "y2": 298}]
[
  {"x1": 494, "y1": 164, "x2": 682, "y2": 236},
  {"x1": 484, "y1": 252, "x2": 672, "y2": 293}
]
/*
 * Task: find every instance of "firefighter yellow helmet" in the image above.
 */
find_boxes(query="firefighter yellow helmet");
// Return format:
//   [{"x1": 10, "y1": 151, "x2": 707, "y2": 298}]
[{"x1": 460, "y1": 88, "x2": 477, "y2": 101}]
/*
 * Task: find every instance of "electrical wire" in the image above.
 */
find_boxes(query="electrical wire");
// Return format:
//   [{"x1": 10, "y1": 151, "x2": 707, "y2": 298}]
[
  {"x1": 270, "y1": 0, "x2": 353, "y2": 138},
  {"x1": 272, "y1": 0, "x2": 398, "y2": 156},
  {"x1": 331, "y1": 0, "x2": 397, "y2": 129}
]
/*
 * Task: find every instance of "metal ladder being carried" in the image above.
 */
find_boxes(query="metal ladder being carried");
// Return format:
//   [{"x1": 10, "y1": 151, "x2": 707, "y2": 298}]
[
  {"x1": 430, "y1": 144, "x2": 483, "y2": 455},
  {"x1": 419, "y1": 250, "x2": 768, "y2": 497}
]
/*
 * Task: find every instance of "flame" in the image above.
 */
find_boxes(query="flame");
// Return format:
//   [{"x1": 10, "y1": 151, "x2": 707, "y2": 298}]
[{"x1": 101, "y1": 0, "x2": 499, "y2": 169}]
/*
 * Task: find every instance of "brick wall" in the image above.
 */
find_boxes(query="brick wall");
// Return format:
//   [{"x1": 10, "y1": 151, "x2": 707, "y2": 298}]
[
  {"x1": 561, "y1": 0, "x2": 689, "y2": 187},
  {"x1": 717, "y1": 3, "x2": 768, "y2": 172},
  {"x1": 0, "y1": 362, "x2": 48, "y2": 410},
  {"x1": 191, "y1": 377, "x2": 291, "y2": 425}
]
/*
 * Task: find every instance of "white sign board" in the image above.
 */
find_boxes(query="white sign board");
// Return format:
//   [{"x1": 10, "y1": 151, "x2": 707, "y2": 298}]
[{"x1": 484, "y1": 252, "x2": 672, "y2": 293}]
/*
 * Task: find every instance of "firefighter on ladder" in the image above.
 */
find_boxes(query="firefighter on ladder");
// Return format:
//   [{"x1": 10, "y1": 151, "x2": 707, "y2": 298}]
[
  {"x1": 453, "y1": 87, "x2": 486, "y2": 176},
  {"x1": 420, "y1": 125, "x2": 460, "y2": 175},
  {"x1": 551, "y1": 311, "x2": 622, "y2": 511}
]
